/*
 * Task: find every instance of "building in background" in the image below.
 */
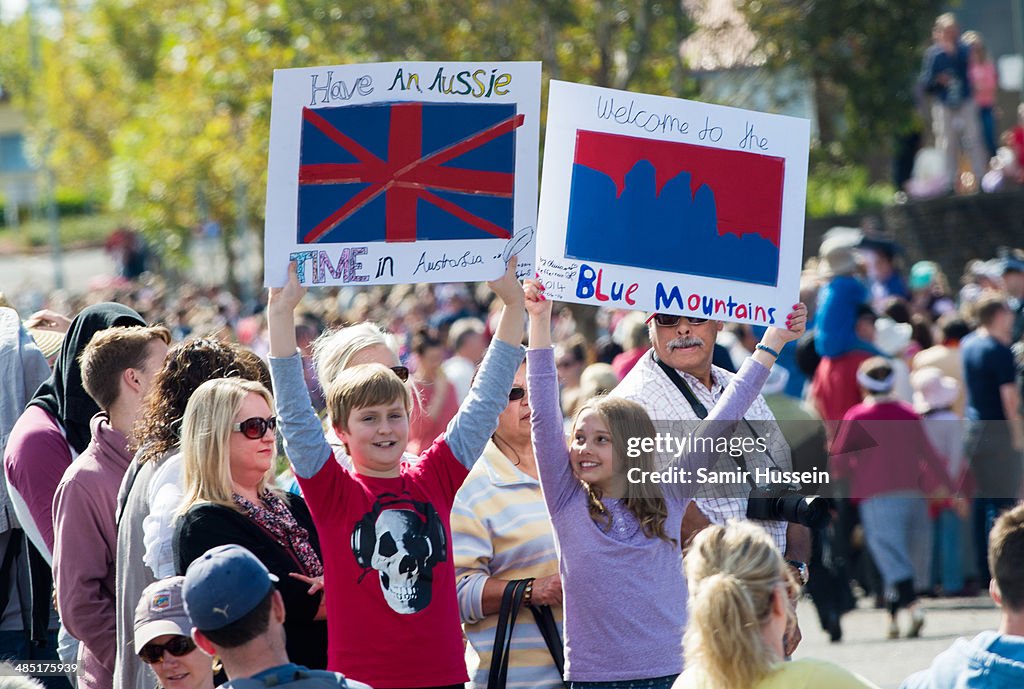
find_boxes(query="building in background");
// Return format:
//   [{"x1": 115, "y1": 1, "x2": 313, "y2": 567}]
[{"x1": 0, "y1": 87, "x2": 37, "y2": 228}]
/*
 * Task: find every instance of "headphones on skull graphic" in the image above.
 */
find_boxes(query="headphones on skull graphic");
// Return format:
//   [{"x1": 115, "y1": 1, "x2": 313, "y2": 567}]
[{"x1": 351, "y1": 492, "x2": 448, "y2": 574}]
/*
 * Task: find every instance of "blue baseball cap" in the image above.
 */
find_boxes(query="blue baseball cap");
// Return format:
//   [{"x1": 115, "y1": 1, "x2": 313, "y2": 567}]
[{"x1": 182, "y1": 544, "x2": 279, "y2": 632}]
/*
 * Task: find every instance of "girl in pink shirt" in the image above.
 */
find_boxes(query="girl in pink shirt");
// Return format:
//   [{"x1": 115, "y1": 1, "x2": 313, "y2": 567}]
[{"x1": 965, "y1": 31, "x2": 998, "y2": 157}]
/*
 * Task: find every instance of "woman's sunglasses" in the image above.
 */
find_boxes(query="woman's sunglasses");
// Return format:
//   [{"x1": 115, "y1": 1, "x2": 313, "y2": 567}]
[
  {"x1": 508, "y1": 386, "x2": 526, "y2": 402},
  {"x1": 390, "y1": 365, "x2": 410, "y2": 382},
  {"x1": 138, "y1": 635, "x2": 196, "y2": 664},
  {"x1": 645, "y1": 313, "x2": 710, "y2": 327},
  {"x1": 232, "y1": 416, "x2": 277, "y2": 439}
]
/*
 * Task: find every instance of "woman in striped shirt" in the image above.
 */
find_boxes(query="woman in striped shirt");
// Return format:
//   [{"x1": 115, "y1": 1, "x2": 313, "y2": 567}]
[{"x1": 452, "y1": 361, "x2": 564, "y2": 689}]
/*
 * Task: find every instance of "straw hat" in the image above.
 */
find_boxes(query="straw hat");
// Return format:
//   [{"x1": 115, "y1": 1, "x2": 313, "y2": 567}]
[
  {"x1": 27, "y1": 327, "x2": 65, "y2": 360},
  {"x1": 0, "y1": 293, "x2": 65, "y2": 359},
  {"x1": 817, "y1": 234, "x2": 861, "y2": 280}
]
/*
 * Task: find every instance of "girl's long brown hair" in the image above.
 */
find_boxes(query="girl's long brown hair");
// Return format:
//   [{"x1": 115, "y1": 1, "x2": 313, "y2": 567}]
[{"x1": 574, "y1": 396, "x2": 675, "y2": 545}]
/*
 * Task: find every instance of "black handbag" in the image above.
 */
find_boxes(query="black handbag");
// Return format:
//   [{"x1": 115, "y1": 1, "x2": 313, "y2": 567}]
[{"x1": 487, "y1": 579, "x2": 567, "y2": 689}]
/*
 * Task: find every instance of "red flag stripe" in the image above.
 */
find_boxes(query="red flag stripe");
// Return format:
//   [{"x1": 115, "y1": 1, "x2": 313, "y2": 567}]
[
  {"x1": 299, "y1": 163, "x2": 387, "y2": 185},
  {"x1": 399, "y1": 165, "x2": 515, "y2": 196}
]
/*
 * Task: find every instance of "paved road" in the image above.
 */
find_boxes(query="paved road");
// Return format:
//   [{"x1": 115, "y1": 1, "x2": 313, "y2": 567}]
[
  {"x1": 0, "y1": 247, "x2": 113, "y2": 296},
  {"x1": 0, "y1": 241, "x2": 261, "y2": 305},
  {"x1": 795, "y1": 595, "x2": 1000, "y2": 688}
]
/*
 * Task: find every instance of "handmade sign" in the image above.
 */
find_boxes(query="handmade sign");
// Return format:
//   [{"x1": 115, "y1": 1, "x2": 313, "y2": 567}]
[
  {"x1": 265, "y1": 62, "x2": 541, "y2": 287},
  {"x1": 535, "y1": 80, "x2": 809, "y2": 326}
]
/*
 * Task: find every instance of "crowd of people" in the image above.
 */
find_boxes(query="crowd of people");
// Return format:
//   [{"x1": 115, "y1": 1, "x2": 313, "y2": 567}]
[
  {"x1": 1, "y1": 7, "x2": 1023, "y2": 689},
  {"x1": 0, "y1": 218, "x2": 1022, "y2": 689},
  {"x1": 908, "y1": 13, "x2": 1024, "y2": 196}
]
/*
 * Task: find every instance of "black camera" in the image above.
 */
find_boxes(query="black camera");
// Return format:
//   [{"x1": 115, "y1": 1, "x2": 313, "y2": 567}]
[{"x1": 746, "y1": 484, "x2": 831, "y2": 529}]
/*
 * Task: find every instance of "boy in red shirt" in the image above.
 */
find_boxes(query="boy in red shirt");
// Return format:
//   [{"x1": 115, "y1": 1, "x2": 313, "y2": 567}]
[{"x1": 268, "y1": 259, "x2": 525, "y2": 689}]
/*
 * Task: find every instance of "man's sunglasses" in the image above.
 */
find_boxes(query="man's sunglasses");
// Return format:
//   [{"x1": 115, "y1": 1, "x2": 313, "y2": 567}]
[
  {"x1": 138, "y1": 635, "x2": 196, "y2": 664},
  {"x1": 232, "y1": 416, "x2": 277, "y2": 439},
  {"x1": 508, "y1": 386, "x2": 526, "y2": 402},
  {"x1": 390, "y1": 365, "x2": 410, "y2": 382},
  {"x1": 645, "y1": 313, "x2": 710, "y2": 327}
]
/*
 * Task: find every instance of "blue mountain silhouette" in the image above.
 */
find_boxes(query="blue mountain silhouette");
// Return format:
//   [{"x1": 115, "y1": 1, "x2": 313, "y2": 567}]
[{"x1": 565, "y1": 160, "x2": 780, "y2": 286}]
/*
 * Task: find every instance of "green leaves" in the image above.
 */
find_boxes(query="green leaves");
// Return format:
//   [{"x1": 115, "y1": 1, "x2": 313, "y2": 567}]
[
  {"x1": 737, "y1": 0, "x2": 946, "y2": 167},
  {"x1": 2, "y1": 0, "x2": 699, "y2": 268}
]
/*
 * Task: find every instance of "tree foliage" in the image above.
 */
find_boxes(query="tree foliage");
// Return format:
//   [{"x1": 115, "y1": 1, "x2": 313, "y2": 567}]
[
  {"x1": 0, "y1": 0, "x2": 694, "y2": 292},
  {"x1": 737, "y1": 0, "x2": 945, "y2": 167}
]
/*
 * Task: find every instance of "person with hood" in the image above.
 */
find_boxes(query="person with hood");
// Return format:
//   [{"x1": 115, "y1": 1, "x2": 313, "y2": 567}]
[
  {"x1": 813, "y1": 236, "x2": 880, "y2": 360},
  {"x1": 900, "y1": 503, "x2": 1024, "y2": 689},
  {"x1": 4, "y1": 302, "x2": 146, "y2": 562}
]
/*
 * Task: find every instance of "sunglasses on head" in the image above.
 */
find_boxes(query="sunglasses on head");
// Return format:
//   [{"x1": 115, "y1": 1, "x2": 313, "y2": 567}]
[
  {"x1": 232, "y1": 416, "x2": 277, "y2": 440},
  {"x1": 508, "y1": 386, "x2": 526, "y2": 402},
  {"x1": 645, "y1": 313, "x2": 710, "y2": 327},
  {"x1": 390, "y1": 365, "x2": 410, "y2": 382},
  {"x1": 138, "y1": 635, "x2": 196, "y2": 664}
]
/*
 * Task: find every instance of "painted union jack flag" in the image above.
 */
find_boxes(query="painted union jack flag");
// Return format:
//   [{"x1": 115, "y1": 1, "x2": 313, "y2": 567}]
[{"x1": 297, "y1": 101, "x2": 524, "y2": 244}]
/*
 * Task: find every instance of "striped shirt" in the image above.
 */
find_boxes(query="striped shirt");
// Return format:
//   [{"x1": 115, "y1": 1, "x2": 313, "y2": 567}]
[{"x1": 452, "y1": 440, "x2": 563, "y2": 689}]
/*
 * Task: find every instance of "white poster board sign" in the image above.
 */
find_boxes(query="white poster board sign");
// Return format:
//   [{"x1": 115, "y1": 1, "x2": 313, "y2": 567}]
[
  {"x1": 265, "y1": 62, "x2": 541, "y2": 287},
  {"x1": 536, "y1": 80, "x2": 809, "y2": 327}
]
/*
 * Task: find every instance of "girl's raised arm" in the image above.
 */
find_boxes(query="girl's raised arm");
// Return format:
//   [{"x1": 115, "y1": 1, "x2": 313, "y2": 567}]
[{"x1": 524, "y1": 279, "x2": 577, "y2": 513}]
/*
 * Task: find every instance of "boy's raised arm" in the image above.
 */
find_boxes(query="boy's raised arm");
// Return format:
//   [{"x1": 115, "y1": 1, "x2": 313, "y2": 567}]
[
  {"x1": 268, "y1": 261, "x2": 332, "y2": 479},
  {"x1": 445, "y1": 257, "x2": 526, "y2": 468},
  {"x1": 524, "y1": 279, "x2": 577, "y2": 513}
]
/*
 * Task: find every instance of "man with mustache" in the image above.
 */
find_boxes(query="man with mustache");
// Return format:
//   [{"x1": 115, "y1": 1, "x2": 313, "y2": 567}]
[{"x1": 610, "y1": 310, "x2": 811, "y2": 653}]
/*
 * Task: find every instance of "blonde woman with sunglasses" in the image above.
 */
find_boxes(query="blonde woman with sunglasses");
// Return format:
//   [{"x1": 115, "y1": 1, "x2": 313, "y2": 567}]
[{"x1": 173, "y1": 378, "x2": 327, "y2": 670}]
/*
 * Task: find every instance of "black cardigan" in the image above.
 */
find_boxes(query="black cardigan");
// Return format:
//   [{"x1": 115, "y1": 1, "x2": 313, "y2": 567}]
[{"x1": 173, "y1": 493, "x2": 327, "y2": 669}]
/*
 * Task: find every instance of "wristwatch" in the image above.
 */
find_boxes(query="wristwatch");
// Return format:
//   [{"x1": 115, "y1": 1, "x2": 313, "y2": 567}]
[{"x1": 786, "y1": 559, "x2": 809, "y2": 586}]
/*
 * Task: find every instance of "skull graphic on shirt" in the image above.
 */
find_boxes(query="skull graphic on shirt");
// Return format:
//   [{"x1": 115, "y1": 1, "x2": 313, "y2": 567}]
[{"x1": 353, "y1": 498, "x2": 446, "y2": 614}]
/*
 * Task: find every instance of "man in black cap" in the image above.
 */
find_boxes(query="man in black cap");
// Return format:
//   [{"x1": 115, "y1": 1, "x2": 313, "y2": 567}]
[{"x1": 182, "y1": 545, "x2": 371, "y2": 689}]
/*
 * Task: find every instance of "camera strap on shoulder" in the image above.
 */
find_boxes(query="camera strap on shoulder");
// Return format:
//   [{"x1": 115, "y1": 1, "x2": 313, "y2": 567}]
[
  {"x1": 651, "y1": 354, "x2": 782, "y2": 488},
  {"x1": 652, "y1": 354, "x2": 707, "y2": 419}
]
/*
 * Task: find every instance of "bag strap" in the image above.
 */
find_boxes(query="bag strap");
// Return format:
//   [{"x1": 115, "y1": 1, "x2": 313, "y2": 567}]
[
  {"x1": 487, "y1": 579, "x2": 529, "y2": 689},
  {"x1": 527, "y1": 604, "x2": 568, "y2": 687}
]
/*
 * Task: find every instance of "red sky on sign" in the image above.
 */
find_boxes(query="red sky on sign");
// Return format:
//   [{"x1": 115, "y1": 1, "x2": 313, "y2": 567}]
[{"x1": 573, "y1": 130, "x2": 785, "y2": 247}]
